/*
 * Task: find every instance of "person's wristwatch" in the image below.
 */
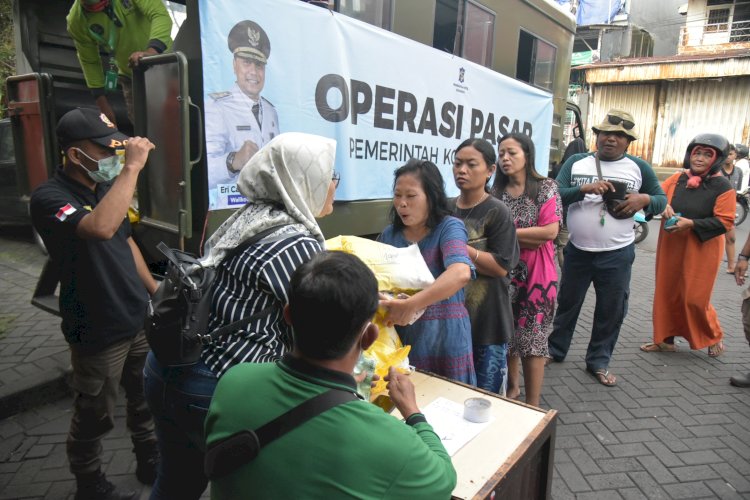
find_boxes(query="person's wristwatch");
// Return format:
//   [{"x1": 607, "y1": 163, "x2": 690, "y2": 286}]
[
  {"x1": 739, "y1": 254, "x2": 750, "y2": 261},
  {"x1": 226, "y1": 152, "x2": 237, "y2": 173}
]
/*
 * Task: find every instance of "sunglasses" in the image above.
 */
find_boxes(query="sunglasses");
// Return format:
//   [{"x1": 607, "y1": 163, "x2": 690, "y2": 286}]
[
  {"x1": 332, "y1": 171, "x2": 341, "y2": 188},
  {"x1": 607, "y1": 114, "x2": 635, "y2": 130}
]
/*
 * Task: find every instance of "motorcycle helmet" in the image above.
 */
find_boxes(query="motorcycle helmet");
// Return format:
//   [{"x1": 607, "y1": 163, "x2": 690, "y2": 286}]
[
  {"x1": 683, "y1": 133, "x2": 730, "y2": 174},
  {"x1": 736, "y1": 143, "x2": 749, "y2": 160}
]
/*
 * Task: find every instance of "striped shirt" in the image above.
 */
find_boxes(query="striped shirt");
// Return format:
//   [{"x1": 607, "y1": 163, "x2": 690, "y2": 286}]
[{"x1": 202, "y1": 231, "x2": 323, "y2": 377}]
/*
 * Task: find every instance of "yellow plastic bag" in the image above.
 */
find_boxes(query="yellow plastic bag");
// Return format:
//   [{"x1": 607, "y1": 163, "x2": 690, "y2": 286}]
[{"x1": 366, "y1": 309, "x2": 411, "y2": 396}]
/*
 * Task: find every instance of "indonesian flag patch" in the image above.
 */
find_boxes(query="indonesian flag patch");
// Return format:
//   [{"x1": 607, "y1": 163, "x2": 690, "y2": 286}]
[{"x1": 55, "y1": 203, "x2": 77, "y2": 221}]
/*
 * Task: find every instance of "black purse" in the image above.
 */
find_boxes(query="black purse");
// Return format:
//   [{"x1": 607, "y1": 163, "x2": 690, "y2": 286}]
[{"x1": 595, "y1": 155, "x2": 633, "y2": 220}]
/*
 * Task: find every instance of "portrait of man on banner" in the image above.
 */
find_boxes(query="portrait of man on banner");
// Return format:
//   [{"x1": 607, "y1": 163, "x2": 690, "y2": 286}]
[{"x1": 205, "y1": 19, "x2": 280, "y2": 209}]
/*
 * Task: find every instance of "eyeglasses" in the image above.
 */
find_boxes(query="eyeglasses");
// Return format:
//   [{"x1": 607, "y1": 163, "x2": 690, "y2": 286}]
[
  {"x1": 332, "y1": 171, "x2": 341, "y2": 188},
  {"x1": 607, "y1": 114, "x2": 635, "y2": 130}
]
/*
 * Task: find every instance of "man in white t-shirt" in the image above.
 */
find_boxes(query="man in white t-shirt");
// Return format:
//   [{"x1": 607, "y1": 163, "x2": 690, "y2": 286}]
[{"x1": 549, "y1": 109, "x2": 667, "y2": 387}]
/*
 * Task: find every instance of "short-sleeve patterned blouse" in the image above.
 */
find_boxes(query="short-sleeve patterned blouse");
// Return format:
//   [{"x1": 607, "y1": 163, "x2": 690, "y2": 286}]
[
  {"x1": 378, "y1": 216, "x2": 477, "y2": 385},
  {"x1": 498, "y1": 178, "x2": 562, "y2": 358}
]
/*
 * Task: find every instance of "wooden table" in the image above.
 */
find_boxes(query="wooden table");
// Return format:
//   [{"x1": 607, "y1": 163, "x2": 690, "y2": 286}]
[{"x1": 391, "y1": 371, "x2": 557, "y2": 500}]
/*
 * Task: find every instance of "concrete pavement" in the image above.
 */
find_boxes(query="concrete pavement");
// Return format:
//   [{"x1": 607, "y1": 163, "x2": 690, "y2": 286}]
[{"x1": 1, "y1": 225, "x2": 749, "y2": 499}]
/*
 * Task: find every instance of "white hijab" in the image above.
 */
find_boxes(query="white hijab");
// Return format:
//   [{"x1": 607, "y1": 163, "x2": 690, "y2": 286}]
[{"x1": 202, "y1": 132, "x2": 336, "y2": 266}]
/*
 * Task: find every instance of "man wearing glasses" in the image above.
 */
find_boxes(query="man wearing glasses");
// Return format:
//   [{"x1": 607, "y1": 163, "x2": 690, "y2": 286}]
[{"x1": 549, "y1": 109, "x2": 666, "y2": 387}]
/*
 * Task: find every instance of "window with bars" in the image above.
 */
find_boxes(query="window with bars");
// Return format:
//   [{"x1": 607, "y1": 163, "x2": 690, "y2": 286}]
[{"x1": 706, "y1": 8, "x2": 731, "y2": 32}]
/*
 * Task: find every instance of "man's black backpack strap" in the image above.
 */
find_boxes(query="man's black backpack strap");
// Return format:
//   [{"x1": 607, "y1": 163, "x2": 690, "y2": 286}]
[
  {"x1": 146, "y1": 224, "x2": 289, "y2": 367},
  {"x1": 204, "y1": 388, "x2": 359, "y2": 479}
]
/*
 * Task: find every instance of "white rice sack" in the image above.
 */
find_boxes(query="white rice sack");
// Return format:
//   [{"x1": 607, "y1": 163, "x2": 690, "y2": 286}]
[{"x1": 325, "y1": 235, "x2": 435, "y2": 291}]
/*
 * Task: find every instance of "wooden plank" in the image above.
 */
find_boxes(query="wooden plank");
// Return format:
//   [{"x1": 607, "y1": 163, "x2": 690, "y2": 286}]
[{"x1": 390, "y1": 371, "x2": 553, "y2": 499}]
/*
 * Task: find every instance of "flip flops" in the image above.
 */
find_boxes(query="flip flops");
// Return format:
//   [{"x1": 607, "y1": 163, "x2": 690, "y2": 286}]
[
  {"x1": 588, "y1": 368, "x2": 617, "y2": 387},
  {"x1": 640, "y1": 342, "x2": 676, "y2": 353},
  {"x1": 708, "y1": 341, "x2": 724, "y2": 358}
]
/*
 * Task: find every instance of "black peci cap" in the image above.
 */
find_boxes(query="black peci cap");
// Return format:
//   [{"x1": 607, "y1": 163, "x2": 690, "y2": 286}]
[
  {"x1": 227, "y1": 20, "x2": 270, "y2": 64},
  {"x1": 57, "y1": 108, "x2": 128, "y2": 150}
]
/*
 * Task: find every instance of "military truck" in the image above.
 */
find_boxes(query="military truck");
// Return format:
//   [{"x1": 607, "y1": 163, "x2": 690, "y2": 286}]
[{"x1": 8, "y1": 0, "x2": 582, "y2": 262}]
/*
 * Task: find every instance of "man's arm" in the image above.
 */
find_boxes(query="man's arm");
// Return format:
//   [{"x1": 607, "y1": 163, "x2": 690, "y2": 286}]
[
  {"x1": 76, "y1": 137, "x2": 155, "y2": 240},
  {"x1": 67, "y1": 24, "x2": 106, "y2": 91},
  {"x1": 128, "y1": 236, "x2": 158, "y2": 295},
  {"x1": 129, "y1": 0, "x2": 173, "y2": 67},
  {"x1": 138, "y1": 0, "x2": 173, "y2": 52},
  {"x1": 632, "y1": 156, "x2": 667, "y2": 215},
  {"x1": 385, "y1": 368, "x2": 457, "y2": 497},
  {"x1": 555, "y1": 153, "x2": 611, "y2": 205}
]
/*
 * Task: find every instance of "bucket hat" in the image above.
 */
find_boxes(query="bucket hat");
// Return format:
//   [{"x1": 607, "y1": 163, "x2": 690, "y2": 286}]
[{"x1": 592, "y1": 109, "x2": 639, "y2": 141}]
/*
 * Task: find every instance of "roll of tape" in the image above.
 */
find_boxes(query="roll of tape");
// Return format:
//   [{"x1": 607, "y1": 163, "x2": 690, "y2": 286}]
[{"x1": 463, "y1": 397, "x2": 491, "y2": 423}]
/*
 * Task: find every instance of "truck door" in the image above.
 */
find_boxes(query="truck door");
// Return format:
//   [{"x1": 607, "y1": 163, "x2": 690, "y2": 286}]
[
  {"x1": 5, "y1": 74, "x2": 58, "y2": 203},
  {"x1": 130, "y1": 52, "x2": 198, "y2": 258}
]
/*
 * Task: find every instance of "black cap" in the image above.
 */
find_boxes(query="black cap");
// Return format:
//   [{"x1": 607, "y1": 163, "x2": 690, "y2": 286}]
[
  {"x1": 227, "y1": 20, "x2": 270, "y2": 64},
  {"x1": 57, "y1": 107, "x2": 129, "y2": 150}
]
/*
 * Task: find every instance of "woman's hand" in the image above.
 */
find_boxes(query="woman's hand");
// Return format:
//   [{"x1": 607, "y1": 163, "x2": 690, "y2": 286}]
[
  {"x1": 378, "y1": 296, "x2": 421, "y2": 327},
  {"x1": 664, "y1": 216, "x2": 694, "y2": 233},
  {"x1": 662, "y1": 204, "x2": 675, "y2": 219}
]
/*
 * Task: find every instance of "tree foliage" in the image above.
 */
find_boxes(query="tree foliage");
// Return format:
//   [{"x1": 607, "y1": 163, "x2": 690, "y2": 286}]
[{"x1": 0, "y1": 0, "x2": 14, "y2": 116}]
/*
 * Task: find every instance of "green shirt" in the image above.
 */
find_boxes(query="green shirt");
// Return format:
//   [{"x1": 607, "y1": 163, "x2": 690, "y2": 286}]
[
  {"x1": 66, "y1": 0, "x2": 173, "y2": 91},
  {"x1": 206, "y1": 355, "x2": 457, "y2": 499}
]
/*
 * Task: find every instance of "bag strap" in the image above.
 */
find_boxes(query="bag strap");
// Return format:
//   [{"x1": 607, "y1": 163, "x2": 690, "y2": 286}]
[
  {"x1": 255, "y1": 388, "x2": 358, "y2": 446},
  {"x1": 202, "y1": 224, "x2": 290, "y2": 343},
  {"x1": 594, "y1": 153, "x2": 603, "y2": 182},
  {"x1": 204, "y1": 388, "x2": 359, "y2": 479}
]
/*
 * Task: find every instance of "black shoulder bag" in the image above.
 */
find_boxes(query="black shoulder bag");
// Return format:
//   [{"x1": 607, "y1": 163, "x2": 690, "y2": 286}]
[
  {"x1": 145, "y1": 225, "x2": 286, "y2": 367},
  {"x1": 204, "y1": 388, "x2": 359, "y2": 479}
]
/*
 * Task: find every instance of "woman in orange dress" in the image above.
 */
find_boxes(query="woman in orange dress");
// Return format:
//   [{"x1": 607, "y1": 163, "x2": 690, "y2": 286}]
[{"x1": 643, "y1": 134, "x2": 735, "y2": 357}]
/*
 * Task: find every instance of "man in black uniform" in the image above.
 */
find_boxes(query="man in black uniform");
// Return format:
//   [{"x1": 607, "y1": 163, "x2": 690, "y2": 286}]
[{"x1": 30, "y1": 108, "x2": 159, "y2": 500}]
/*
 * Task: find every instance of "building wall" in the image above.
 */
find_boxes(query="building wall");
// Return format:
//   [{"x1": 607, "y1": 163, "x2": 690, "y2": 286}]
[
  {"x1": 652, "y1": 77, "x2": 750, "y2": 167},
  {"x1": 586, "y1": 77, "x2": 750, "y2": 167},
  {"x1": 629, "y1": 0, "x2": 685, "y2": 56},
  {"x1": 587, "y1": 83, "x2": 659, "y2": 160}
]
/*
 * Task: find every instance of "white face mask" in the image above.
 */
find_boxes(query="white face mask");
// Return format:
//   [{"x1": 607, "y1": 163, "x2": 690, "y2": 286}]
[{"x1": 74, "y1": 148, "x2": 122, "y2": 183}]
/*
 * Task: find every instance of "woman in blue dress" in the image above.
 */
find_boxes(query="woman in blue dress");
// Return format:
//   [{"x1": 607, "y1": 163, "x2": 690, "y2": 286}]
[{"x1": 378, "y1": 159, "x2": 476, "y2": 385}]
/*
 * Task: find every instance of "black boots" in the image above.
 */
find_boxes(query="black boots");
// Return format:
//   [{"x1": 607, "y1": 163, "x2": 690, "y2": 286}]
[
  {"x1": 133, "y1": 439, "x2": 160, "y2": 485},
  {"x1": 74, "y1": 470, "x2": 137, "y2": 500}
]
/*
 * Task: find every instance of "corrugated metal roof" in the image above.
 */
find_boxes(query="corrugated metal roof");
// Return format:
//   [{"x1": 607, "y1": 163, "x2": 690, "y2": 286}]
[
  {"x1": 577, "y1": 49, "x2": 750, "y2": 83},
  {"x1": 577, "y1": 49, "x2": 750, "y2": 69}
]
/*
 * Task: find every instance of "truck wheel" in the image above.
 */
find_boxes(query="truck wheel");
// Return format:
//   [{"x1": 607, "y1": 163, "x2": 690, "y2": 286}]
[{"x1": 634, "y1": 221, "x2": 649, "y2": 244}]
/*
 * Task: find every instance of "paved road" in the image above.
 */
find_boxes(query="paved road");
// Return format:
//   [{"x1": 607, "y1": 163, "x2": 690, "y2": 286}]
[{"x1": 1, "y1": 225, "x2": 749, "y2": 499}]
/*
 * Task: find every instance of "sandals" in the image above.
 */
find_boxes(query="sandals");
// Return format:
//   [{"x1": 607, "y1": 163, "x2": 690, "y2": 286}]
[
  {"x1": 640, "y1": 342, "x2": 676, "y2": 353},
  {"x1": 708, "y1": 341, "x2": 724, "y2": 358},
  {"x1": 588, "y1": 368, "x2": 617, "y2": 387}
]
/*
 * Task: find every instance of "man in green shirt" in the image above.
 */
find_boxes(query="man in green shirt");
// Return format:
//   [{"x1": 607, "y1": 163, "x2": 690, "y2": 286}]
[
  {"x1": 205, "y1": 251, "x2": 457, "y2": 499},
  {"x1": 67, "y1": 0, "x2": 173, "y2": 125}
]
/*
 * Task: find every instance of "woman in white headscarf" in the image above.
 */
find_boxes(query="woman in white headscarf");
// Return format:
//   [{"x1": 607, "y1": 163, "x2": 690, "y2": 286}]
[{"x1": 143, "y1": 132, "x2": 338, "y2": 500}]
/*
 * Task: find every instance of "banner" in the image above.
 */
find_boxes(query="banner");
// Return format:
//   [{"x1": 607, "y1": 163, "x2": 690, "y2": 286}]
[{"x1": 200, "y1": 0, "x2": 554, "y2": 210}]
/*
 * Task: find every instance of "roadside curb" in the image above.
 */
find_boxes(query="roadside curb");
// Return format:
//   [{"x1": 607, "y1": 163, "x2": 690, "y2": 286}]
[{"x1": 0, "y1": 366, "x2": 72, "y2": 420}]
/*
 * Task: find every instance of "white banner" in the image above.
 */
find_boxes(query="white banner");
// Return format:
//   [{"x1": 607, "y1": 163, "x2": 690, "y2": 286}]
[{"x1": 200, "y1": 0, "x2": 553, "y2": 210}]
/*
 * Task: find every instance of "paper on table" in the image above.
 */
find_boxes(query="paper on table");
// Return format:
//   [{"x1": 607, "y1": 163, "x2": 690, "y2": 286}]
[{"x1": 421, "y1": 397, "x2": 493, "y2": 456}]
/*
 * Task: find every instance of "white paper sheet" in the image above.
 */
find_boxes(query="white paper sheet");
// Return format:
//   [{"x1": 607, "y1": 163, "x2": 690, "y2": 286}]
[{"x1": 421, "y1": 397, "x2": 493, "y2": 456}]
